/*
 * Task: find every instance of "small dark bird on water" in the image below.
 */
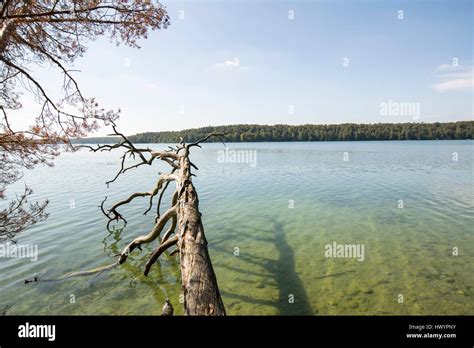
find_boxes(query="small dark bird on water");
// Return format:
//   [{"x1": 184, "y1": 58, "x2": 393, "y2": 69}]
[
  {"x1": 24, "y1": 276, "x2": 38, "y2": 284},
  {"x1": 162, "y1": 298, "x2": 174, "y2": 316}
]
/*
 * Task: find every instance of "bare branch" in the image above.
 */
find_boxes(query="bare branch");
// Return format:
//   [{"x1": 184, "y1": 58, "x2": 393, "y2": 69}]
[
  {"x1": 187, "y1": 132, "x2": 229, "y2": 150},
  {"x1": 118, "y1": 205, "x2": 177, "y2": 264},
  {"x1": 0, "y1": 186, "x2": 48, "y2": 241},
  {"x1": 0, "y1": 57, "x2": 60, "y2": 113},
  {"x1": 160, "y1": 214, "x2": 177, "y2": 244},
  {"x1": 144, "y1": 235, "x2": 179, "y2": 276}
]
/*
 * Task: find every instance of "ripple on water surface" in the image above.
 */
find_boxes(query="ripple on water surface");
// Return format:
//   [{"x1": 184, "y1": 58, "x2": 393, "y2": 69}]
[{"x1": 0, "y1": 141, "x2": 472, "y2": 315}]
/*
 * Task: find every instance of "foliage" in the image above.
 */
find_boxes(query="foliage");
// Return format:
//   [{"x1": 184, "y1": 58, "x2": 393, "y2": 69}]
[
  {"x1": 125, "y1": 122, "x2": 474, "y2": 144},
  {"x1": 0, "y1": 0, "x2": 169, "y2": 240}
]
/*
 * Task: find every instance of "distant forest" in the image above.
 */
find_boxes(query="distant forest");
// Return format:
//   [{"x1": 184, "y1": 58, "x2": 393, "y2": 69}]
[{"x1": 74, "y1": 121, "x2": 473, "y2": 144}]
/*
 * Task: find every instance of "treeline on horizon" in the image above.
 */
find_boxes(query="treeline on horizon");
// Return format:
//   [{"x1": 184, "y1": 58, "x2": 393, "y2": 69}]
[{"x1": 74, "y1": 121, "x2": 473, "y2": 144}]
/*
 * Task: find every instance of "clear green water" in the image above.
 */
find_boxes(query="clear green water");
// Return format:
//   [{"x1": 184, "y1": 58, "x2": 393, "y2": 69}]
[{"x1": 0, "y1": 141, "x2": 473, "y2": 315}]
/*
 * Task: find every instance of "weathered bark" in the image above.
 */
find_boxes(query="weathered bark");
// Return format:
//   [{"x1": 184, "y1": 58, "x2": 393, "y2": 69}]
[
  {"x1": 84, "y1": 126, "x2": 227, "y2": 316},
  {"x1": 176, "y1": 149, "x2": 226, "y2": 315}
]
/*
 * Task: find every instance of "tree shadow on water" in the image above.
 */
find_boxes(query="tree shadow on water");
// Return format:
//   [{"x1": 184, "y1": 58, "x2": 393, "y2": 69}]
[{"x1": 212, "y1": 215, "x2": 314, "y2": 315}]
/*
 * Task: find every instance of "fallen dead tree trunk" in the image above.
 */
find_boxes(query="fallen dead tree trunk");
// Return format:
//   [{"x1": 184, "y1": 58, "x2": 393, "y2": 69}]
[{"x1": 83, "y1": 125, "x2": 226, "y2": 315}]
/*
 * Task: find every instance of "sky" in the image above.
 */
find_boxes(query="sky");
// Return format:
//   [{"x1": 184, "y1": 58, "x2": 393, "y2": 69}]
[{"x1": 12, "y1": 0, "x2": 474, "y2": 136}]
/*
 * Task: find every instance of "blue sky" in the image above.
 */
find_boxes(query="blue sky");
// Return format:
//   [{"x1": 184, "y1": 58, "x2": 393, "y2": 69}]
[{"x1": 15, "y1": 0, "x2": 474, "y2": 135}]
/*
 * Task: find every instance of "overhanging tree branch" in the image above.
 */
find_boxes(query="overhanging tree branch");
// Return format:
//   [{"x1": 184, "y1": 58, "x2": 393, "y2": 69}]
[{"x1": 0, "y1": 0, "x2": 169, "y2": 241}]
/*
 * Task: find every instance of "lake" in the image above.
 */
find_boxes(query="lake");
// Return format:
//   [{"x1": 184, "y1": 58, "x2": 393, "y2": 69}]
[{"x1": 0, "y1": 140, "x2": 472, "y2": 315}]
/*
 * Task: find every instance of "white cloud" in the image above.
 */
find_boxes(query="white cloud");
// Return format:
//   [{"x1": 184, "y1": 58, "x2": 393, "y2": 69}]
[
  {"x1": 214, "y1": 57, "x2": 246, "y2": 71},
  {"x1": 147, "y1": 83, "x2": 159, "y2": 89},
  {"x1": 434, "y1": 63, "x2": 455, "y2": 72},
  {"x1": 432, "y1": 63, "x2": 473, "y2": 93},
  {"x1": 432, "y1": 78, "x2": 472, "y2": 93}
]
